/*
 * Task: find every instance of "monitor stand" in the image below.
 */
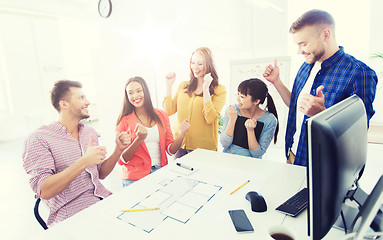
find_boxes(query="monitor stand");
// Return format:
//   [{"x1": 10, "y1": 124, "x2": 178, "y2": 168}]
[
  {"x1": 334, "y1": 204, "x2": 360, "y2": 232},
  {"x1": 334, "y1": 179, "x2": 383, "y2": 233}
]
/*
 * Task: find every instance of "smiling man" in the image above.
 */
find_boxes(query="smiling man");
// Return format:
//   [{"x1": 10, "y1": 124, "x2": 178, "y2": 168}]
[
  {"x1": 263, "y1": 9, "x2": 377, "y2": 166},
  {"x1": 23, "y1": 80, "x2": 130, "y2": 227}
]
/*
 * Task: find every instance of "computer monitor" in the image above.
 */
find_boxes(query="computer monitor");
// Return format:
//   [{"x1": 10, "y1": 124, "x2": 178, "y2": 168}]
[{"x1": 306, "y1": 94, "x2": 368, "y2": 239}]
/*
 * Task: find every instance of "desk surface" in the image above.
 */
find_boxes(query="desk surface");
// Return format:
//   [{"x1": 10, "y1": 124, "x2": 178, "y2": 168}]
[{"x1": 33, "y1": 149, "x2": 345, "y2": 240}]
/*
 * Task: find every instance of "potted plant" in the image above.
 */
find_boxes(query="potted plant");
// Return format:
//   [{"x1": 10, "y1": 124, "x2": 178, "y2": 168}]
[{"x1": 372, "y1": 52, "x2": 383, "y2": 59}]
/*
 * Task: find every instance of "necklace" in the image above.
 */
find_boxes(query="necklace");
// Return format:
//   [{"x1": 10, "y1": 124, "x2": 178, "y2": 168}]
[{"x1": 134, "y1": 110, "x2": 152, "y2": 127}]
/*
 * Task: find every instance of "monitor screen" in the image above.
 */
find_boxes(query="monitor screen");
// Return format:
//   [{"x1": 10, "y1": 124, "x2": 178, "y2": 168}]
[{"x1": 306, "y1": 94, "x2": 368, "y2": 239}]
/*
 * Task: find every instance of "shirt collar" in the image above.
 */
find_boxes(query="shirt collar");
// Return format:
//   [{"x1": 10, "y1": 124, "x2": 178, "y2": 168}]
[
  {"x1": 321, "y1": 46, "x2": 344, "y2": 70},
  {"x1": 53, "y1": 121, "x2": 84, "y2": 134},
  {"x1": 53, "y1": 121, "x2": 66, "y2": 132}
]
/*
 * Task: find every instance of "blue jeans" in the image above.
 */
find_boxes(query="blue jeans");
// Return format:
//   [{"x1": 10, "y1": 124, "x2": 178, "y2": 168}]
[{"x1": 122, "y1": 166, "x2": 161, "y2": 188}]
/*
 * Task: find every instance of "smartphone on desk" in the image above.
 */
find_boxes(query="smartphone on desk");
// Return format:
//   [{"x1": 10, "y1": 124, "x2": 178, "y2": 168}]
[{"x1": 228, "y1": 209, "x2": 254, "y2": 233}]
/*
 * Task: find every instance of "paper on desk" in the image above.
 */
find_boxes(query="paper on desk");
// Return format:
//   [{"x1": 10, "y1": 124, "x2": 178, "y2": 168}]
[
  {"x1": 177, "y1": 191, "x2": 212, "y2": 209},
  {"x1": 162, "y1": 202, "x2": 197, "y2": 223},
  {"x1": 117, "y1": 207, "x2": 166, "y2": 233},
  {"x1": 193, "y1": 182, "x2": 222, "y2": 196},
  {"x1": 161, "y1": 177, "x2": 198, "y2": 195},
  {"x1": 117, "y1": 176, "x2": 222, "y2": 232}
]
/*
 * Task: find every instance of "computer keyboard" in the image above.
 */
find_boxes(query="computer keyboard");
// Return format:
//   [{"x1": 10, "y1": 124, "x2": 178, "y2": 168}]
[{"x1": 275, "y1": 187, "x2": 308, "y2": 217}]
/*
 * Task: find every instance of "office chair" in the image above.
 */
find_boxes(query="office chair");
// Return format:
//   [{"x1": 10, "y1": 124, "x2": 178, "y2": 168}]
[{"x1": 34, "y1": 198, "x2": 48, "y2": 230}]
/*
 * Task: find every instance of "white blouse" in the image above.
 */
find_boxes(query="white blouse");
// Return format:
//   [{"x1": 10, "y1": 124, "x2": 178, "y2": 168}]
[{"x1": 144, "y1": 125, "x2": 161, "y2": 167}]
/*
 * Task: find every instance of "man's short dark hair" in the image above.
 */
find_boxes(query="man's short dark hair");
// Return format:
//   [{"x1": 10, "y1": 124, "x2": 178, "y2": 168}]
[
  {"x1": 289, "y1": 9, "x2": 335, "y2": 34},
  {"x1": 51, "y1": 80, "x2": 82, "y2": 112}
]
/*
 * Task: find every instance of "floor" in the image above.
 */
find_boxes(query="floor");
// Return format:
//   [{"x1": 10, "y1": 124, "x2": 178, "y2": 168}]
[{"x1": 0, "y1": 138, "x2": 382, "y2": 240}]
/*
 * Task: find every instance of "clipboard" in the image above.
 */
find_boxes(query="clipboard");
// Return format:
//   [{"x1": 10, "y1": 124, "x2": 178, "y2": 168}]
[{"x1": 232, "y1": 116, "x2": 264, "y2": 149}]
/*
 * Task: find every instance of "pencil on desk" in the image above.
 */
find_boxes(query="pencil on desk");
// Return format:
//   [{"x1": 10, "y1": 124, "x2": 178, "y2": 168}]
[
  {"x1": 230, "y1": 180, "x2": 250, "y2": 195},
  {"x1": 122, "y1": 208, "x2": 160, "y2": 212}
]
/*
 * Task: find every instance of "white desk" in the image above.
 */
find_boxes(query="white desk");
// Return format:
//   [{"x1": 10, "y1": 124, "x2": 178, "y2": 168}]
[{"x1": 33, "y1": 149, "x2": 345, "y2": 240}]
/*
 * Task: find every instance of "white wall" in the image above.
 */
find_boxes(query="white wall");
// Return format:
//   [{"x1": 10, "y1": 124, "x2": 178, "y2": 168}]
[
  {"x1": 0, "y1": 12, "x2": 63, "y2": 141},
  {"x1": 0, "y1": 0, "x2": 382, "y2": 146},
  {"x1": 91, "y1": 0, "x2": 288, "y2": 149},
  {"x1": 369, "y1": 0, "x2": 383, "y2": 125}
]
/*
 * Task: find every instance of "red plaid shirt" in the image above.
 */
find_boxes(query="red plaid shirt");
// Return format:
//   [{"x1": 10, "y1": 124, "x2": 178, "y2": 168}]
[{"x1": 22, "y1": 122, "x2": 112, "y2": 227}]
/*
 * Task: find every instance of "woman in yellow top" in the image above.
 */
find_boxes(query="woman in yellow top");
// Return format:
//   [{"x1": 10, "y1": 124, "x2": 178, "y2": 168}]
[{"x1": 163, "y1": 47, "x2": 226, "y2": 158}]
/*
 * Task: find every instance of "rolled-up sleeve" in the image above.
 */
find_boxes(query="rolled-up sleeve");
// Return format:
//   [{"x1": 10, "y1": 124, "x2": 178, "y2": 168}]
[
  {"x1": 159, "y1": 110, "x2": 175, "y2": 156},
  {"x1": 219, "y1": 106, "x2": 233, "y2": 149},
  {"x1": 163, "y1": 84, "x2": 183, "y2": 116},
  {"x1": 22, "y1": 134, "x2": 55, "y2": 198},
  {"x1": 203, "y1": 85, "x2": 226, "y2": 124},
  {"x1": 249, "y1": 115, "x2": 277, "y2": 159}
]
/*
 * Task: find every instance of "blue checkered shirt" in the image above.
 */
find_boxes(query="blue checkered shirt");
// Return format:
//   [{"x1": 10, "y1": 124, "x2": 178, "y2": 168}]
[{"x1": 286, "y1": 46, "x2": 378, "y2": 166}]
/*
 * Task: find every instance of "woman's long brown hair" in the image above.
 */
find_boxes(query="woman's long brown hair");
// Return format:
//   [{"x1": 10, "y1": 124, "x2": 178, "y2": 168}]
[
  {"x1": 184, "y1": 47, "x2": 219, "y2": 96},
  {"x1": 116, "y1": 76, "x2": 163, "y2": 128}
]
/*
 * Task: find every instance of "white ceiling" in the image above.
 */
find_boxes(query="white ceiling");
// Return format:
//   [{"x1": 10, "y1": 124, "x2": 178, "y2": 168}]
[{"x1": 0, "y1": 0, "x2": 96, "y2": 17}]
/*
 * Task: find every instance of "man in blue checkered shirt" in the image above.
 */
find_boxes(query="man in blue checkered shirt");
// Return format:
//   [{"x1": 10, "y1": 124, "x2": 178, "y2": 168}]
[{"x1": 263, "y1": 9, "x2": 377, "y2": 166}]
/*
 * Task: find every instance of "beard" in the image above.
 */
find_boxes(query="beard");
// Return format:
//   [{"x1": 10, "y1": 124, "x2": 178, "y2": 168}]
[
  {"x1": 306, "y1": 46, "x2": 325, "y2": 64},
  {"x1": 81, "y1": 114, "x2": 90, "y2": 120},
  {"x1": 74, "y1": 108, "x2": 90, "y2": 120}
]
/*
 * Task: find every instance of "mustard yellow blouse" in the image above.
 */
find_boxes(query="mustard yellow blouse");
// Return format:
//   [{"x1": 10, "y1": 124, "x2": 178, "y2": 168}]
[{"x1": 163, "y1": 81, "x2": 226, "y2": 151}]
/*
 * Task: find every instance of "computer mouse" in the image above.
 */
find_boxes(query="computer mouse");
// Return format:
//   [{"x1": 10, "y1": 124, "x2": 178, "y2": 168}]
[{"x1": 245, "y1": 191, "x2": 267, "y2": 212}]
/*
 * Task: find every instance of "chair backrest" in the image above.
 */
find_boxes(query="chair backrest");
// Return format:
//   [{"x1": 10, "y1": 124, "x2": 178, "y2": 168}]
[{"x1": 34, "y1": 198, "x2": 48, "y2": 230}]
